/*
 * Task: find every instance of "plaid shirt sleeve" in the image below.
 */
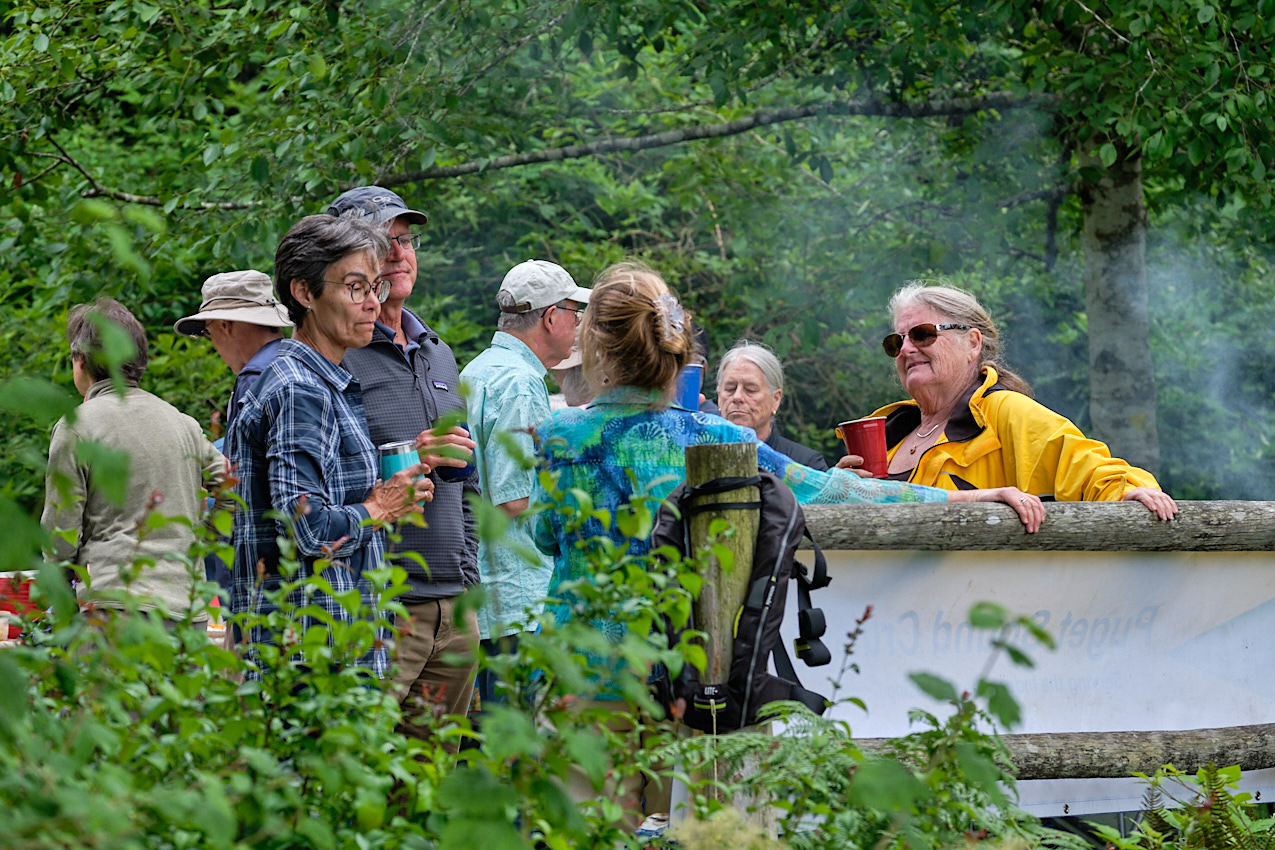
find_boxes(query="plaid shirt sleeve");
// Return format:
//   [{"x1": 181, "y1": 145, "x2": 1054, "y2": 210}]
[
  {"x1": 229, "y1": 350, "x2": 390, "y2": 677},
  {"x1": 265, "y1": 380, "x2": 377, "y2": 559}
]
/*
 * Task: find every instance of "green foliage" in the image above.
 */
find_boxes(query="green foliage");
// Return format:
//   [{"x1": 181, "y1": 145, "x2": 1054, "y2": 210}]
[
  {"x1": 3, "y1": 0, "x2": 1275, "y2": 503},
  {"x1": 1, "y1": 412, "x2": 1090, "y2": 849},
  {"x1": 643, "y1": 601, "x2": 1079, "y2": 850},
  {"x1": 1093, "y1": 764, "x2": 1275, "y2": 850},
  {"x1": 0, "y1": 513, "x2": 440, "y2": 848},
  {"x1": 4, "y1": 4, "x2": 1274, "y2": 840}
]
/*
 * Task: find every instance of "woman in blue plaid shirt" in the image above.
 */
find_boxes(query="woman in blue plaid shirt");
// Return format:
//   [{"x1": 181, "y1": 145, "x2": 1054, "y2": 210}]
[{"x1": 226, "y1": 215, "x2": 433, "y2": 677}]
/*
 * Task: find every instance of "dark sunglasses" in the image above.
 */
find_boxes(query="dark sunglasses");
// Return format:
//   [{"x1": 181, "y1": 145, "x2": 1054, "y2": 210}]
[{"x1": 882, "y1": 323, "x2": 971, "y2": 358}]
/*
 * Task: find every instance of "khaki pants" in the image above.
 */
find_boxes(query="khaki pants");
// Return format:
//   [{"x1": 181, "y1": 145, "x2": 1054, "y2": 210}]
[{"x1": 391, "y1": 596, "x2": 479, "y2": 743}]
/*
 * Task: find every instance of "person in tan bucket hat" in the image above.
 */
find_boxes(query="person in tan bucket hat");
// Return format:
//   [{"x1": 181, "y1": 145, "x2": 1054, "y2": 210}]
[{"x1": 174, "y1": 270, "x2": 292, "y2": 432}]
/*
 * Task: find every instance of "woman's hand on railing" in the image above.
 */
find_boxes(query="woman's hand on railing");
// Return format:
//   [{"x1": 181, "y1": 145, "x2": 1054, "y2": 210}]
[
  {"x1": 948, "y1": 486, "x2": 1045, "y2": 533},
  {"x1": 1122, "y1": 487, "x2": 1179, "y2": 520}
]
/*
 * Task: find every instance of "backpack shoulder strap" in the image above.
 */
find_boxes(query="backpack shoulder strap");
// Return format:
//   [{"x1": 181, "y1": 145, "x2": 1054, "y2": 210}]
[
  {"x1": 791, "y1": 530, "x2": 832, "y2": 667},
  {"x1": 682, "y1": 475, "x2": 764, "y2": 516}
]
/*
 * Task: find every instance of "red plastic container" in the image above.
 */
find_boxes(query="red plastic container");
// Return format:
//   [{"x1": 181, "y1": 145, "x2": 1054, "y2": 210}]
[
  {"x1": 0, "y1": 571, "x2": 39, "y2": 640},
  {"x1": 835, "y1": 417, "x2": 889, "y2": 478}
]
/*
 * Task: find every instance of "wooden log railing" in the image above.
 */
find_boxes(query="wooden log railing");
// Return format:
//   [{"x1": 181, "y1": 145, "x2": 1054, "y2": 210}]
[
  {"x1": 801, "y1": 500, "x2": 1275, "y2": 552},
  {"x1": 799, "y1": 499, "x2": 1275, "y2": 780}
]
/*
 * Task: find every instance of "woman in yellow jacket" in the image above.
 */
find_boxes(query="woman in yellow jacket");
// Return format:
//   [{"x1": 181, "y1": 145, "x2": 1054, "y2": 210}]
[{"x1": 839, "y1": 281, "x2": 1178, "y2": 519}]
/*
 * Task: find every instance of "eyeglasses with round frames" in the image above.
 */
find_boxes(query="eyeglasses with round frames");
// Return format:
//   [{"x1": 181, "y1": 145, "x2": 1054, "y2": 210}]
[
  {"x1": 544, "y1": 302, "x2": 585, "y2": 322},
  {"x1": 881, "y1": 322, "x2": 972, "y2": 358},
  {"x1": 324, "y1": 278, "x2": 391, "y2": 304}
]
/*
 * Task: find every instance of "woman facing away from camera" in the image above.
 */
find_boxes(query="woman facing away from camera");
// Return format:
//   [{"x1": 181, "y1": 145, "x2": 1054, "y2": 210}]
[{"x1": 529, "y1": 261, "x2": 1047, "y2": 823}]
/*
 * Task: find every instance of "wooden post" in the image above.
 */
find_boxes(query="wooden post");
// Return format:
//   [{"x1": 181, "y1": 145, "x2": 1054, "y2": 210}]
[
  {"x1": 682, "y1": 442, "x2": 772, "y2": 826},
  {"x1": 684, "y1": 442, "x2": 760, "y2": 680}
]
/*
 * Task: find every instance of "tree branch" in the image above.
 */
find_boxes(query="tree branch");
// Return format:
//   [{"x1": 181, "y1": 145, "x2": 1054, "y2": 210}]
[
  {"x1": 374, "y1": 92, "x2": 1059, "y2": 187},
  {"x1": 46, "y1": 134, "x2": 105, "y2": 194},
  {"x1": 748, "y1": 130, "x2": 845, "y2": 197},
  {"x1": 453, "y1": 8, "x2": 571, "y2": 101},
  {"x1": 998, "y1": 185, "x2": 1072, "y2": 209},
  {"x1": 31, "y1": 136, "x2": 261, "y2": 210},
  {"x1": 79, "y1": 186, "x2": 261, "y2": 210},
  {"x1": 859, "y1": 722, "x2": 1275, "y2": 779}
]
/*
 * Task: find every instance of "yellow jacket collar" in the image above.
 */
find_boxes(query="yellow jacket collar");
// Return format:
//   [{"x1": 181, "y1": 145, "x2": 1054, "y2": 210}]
[{"x1": 878, "y1": 366, "x2": 1007, "y2": 450}]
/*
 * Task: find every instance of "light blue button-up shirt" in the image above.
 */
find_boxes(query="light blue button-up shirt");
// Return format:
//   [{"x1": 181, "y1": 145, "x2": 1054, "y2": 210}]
[{"x1": 460, "y1": 331, "x2": 556, "y2": 639}]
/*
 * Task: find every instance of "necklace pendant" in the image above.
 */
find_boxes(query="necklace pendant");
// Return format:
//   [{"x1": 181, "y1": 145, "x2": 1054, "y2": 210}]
[{"x1": 909, "y1": 444, "x2": 918, "y2": 454}]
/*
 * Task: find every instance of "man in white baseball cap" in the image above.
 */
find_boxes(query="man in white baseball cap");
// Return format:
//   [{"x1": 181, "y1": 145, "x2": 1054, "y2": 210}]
[
  {"x1": 461, "y1": 259, "x2": 591, "y2": 708},
  {"x1": 174, "y1": 269, "x2": 292, "y2": 433},
  {"x1": 493, "y1": 259, "x2": 594, "y2": 316}
]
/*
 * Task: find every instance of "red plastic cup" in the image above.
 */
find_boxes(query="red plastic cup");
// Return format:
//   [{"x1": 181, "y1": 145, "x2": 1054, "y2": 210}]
[{"x1": 835, "y1": 417, "x2": 889, "y2": 478}]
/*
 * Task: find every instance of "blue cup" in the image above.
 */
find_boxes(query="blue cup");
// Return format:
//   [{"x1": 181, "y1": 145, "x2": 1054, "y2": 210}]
[
  {"x1": 378, "y1": 439, "x2": 428, "y2": 505},
  {"x1": 434, "y1": 421, "x2": 476, "y2": 483},
  {"x1": 378, "y1": 440, "x2": 419, "y2": 482},
  {"x1": 674, "y1": 364, "x2": 703, "y2": 410}
]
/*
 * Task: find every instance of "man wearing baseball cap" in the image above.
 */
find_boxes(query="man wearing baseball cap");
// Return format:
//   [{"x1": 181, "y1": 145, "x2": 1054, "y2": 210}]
[
  {"x1": 174, "y1": 269, "x2": 292, "y2": 433},
  {"x1": 326, "y1": 185, "x2": 480, "y2": 741},
  {"x1": 459, "y1": 260, "x2": 591, "y2": 706}
]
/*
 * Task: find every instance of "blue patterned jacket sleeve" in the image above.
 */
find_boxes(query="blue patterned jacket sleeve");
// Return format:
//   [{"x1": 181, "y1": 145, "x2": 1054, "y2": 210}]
[
  {"x1": 265, "y1": 380, "x2": 375, "y2": 558},
  {"x1": 756, "y1": 437, "x2": 949, "y2": 505}
]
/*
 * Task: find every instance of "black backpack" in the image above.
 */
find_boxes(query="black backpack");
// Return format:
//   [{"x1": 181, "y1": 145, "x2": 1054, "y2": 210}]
[{"x1": 650, "y1": 471, "x2": 832, "y2": 733}]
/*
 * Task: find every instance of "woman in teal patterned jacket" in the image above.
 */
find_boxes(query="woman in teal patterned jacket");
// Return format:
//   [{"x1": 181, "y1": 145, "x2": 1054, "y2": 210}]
[
  {"x1": 529, "y1": 261, "x2": 1043, "y2": 821},
  {"x1": 532, "y1": 261, "x2": 1043, "y2": 618}
]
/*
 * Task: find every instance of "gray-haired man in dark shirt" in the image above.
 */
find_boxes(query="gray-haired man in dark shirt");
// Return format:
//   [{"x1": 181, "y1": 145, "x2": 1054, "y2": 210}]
[{"x1": 327, "y1": 186, "x2": 480, "y2": 740}]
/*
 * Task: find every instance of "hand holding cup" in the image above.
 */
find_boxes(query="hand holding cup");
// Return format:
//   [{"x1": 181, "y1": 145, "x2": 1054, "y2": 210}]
[
  {"x1": 416, "y1": 422, "x2": 477, "y2": 482},
  {"x1": 834, "y1": 417, "x2": 889, "y2": 478},
  {"x1": 835, "y1": 453, "x2": 875, "y2": 478},
  {"x1": 365, "y1": 462, "x2": 434, "y2": 523}
]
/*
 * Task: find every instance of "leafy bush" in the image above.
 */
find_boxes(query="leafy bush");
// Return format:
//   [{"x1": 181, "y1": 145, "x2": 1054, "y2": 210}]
[
  {"x1": 1093, "y1": 764, "x2": 1275, "y2": 850},
  {"x1": 0, "y1": 523, "x2": 441, "y2": 849},
  {"x1": 2, "y1": 379, "x2": 1094, "y2": 849}
]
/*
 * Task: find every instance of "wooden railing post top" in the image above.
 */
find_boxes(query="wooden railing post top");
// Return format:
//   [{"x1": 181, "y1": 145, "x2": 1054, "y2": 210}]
[
  {"x1": 683, "y1": 442, "x2": 761, "y2": 685},
  {"x1": 684, "y1": 442, "x2": 758, "y2": 485},
  {"x1": 801, "y1": 500, "x2": 1275, "y2": 552}
]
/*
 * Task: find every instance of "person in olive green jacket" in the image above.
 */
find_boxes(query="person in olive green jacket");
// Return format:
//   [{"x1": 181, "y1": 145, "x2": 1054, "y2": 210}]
[{"x1": 41, "y1": 297, "x2": 228, "y2": 622}]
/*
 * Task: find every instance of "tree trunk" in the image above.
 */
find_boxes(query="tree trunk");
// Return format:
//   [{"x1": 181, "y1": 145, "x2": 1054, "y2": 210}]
[{"x1": 1081, "y1": 141, "x2": 1160, "y2": 475}]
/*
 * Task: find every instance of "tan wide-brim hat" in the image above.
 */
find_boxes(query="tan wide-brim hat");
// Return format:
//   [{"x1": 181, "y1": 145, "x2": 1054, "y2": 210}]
[
  {"x1": 174, "y1": 270, "x2": 293, "y2": 337},
  {"x1": 553, "y1": 345, "x2": 583, "y2": 370}
]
